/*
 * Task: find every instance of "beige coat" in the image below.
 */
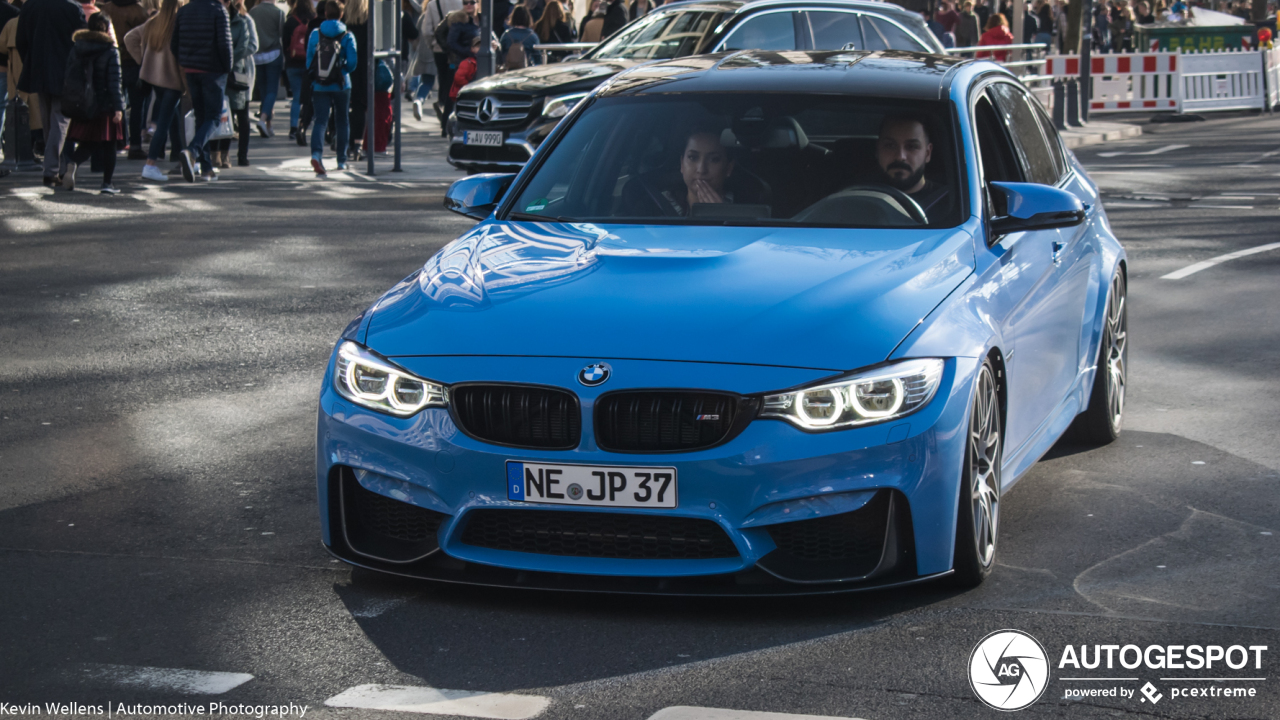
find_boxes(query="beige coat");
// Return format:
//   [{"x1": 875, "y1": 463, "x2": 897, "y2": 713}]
[
  {"x1": 124, "y1": 17, "x2": 184, "y2": 90},
  {"x1": 0, "y1": 17, "x2": 41, "y2": 130}
]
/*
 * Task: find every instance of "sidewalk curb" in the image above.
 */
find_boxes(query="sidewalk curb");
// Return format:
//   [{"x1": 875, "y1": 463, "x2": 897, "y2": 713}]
[{"x1": 1062, "y1": 122, "x2": 1143, "y2": 149}]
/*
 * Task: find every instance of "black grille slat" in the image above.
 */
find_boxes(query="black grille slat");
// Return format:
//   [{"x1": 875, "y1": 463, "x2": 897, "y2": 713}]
[
  {"x1": 461, "y1": 509, "x2": 739, "y2": 560},
  {"x1": 340, "y1": 468, "x2": 449, "y2": 563},
  {"x1": 452, "y1": 384, "x2": 581, "y2": 449},
  {"x1": 766, "y1": 491, "x2": 890, "y2": 562},
  {"x1": 595, "y1": 391, "x2": 739, "y2": 453}
]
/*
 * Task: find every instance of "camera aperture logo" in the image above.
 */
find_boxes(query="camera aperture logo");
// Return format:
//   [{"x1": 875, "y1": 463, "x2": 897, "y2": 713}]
[{"x1": 969, "y1": 629, "x2": 1051, "y2": 711}]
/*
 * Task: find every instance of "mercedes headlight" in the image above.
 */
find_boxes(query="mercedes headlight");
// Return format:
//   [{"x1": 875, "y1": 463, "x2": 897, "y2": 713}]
[
  {"x1": 333, "y1": 341, "x2": 448, "y2": 417},
  {"x1": 759, "y1": 359, "x2": 944, "y2": 431},
  {"x1": 541, "y1": 92, "x2": 588, "y2": 120}
]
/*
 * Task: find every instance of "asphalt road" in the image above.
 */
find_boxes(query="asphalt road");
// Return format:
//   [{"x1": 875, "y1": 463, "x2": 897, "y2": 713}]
[{"x1": 1, "y1": 114, "x2": 1278, "y2": 720}]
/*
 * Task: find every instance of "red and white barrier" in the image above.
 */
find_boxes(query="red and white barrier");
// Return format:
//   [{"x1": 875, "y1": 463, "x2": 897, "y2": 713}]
[{"x1": 1044, "y1": 53, "x2": 1182, "y2": 112}]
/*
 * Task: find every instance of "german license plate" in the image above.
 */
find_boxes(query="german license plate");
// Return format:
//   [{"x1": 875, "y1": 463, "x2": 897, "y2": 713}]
[
  {"x1": 507, "y1": 461, "x2": 677, "y2": 508},
  {"x1": 464, "y1": 130, "x2": 503, "y2": 147}
]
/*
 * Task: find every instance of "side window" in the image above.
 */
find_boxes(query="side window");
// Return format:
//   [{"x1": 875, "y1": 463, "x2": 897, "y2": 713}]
[
  {"x1": 988, "y1": 82, "x2": 1060, "y2": 186},
  {"x1": 973, "y1": 91, "x2": 1021, "y2": 186},
  {"x1": 806, "y1": 11, "x2": 864, "y2": 50},
  {"x1": 863, "y1": 15, "x2": 929, "y2": 51},
  {"x1": 1033, "y1": 104, "x2": 1070, "y2": 180},
  {"x1": 720, "y1": 12, "x2": 798, "y2": 52}
]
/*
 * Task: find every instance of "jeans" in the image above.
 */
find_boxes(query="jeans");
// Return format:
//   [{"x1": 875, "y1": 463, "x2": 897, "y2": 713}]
[
  {"x1": 311, "y1": 88, "x2": 349, "y2": 164},
  {"x1": 256, "y1": 55, "x2": 284, "y2": 120},
  {"x1": 122, "y1": 62, "x2": 149, "y2": 148},
  {"x1": 286, "y1": 67, "x2": 308, "y2": 128},
  {"x1": 148, "y1": 87, "x2": 184, "y2": 161},
  {"x1": 186, "y1": 72, "x2": 227, "y2": 173},
  {"x1": 37, "y1": 93, "x2": 71, "y2": 177},
  {"x1": 0, "y1": 71, "x2": 7, "y2": 154},
  {"x1": 416, "y1": 73, "x2": 434, "y2": 100}
]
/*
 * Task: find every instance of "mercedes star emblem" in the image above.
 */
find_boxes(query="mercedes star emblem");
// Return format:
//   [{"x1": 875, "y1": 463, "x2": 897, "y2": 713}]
[
  {"x1": 478, "y1": 97, "x2": 498, "y2": 124},
  {"x1": 578, "y1": 362, "x2": 612, "y2": 387}
]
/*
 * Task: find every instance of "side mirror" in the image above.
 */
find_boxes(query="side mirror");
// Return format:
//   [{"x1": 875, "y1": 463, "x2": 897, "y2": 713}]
[
  {"x1": 989, "y1": 181, "x2": 1086, "y2": 235},
  {"x1": 444, "y1": 173, "x2": 518, "y2": 220}
]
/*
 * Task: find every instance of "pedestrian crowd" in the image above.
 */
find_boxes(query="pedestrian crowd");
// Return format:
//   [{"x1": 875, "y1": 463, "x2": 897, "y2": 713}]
[
  {"x1": 924, "y1": 0, "x2": 1269, "y2": 57},
  {"x1": 0, "y1": 0, "x2": 668, "y2": 189}
]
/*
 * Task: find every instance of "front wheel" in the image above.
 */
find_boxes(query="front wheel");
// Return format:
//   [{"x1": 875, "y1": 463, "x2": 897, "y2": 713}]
[
  {"x1": 952, "y1": 361, "x2": 1002, "y2": 588},
  {"x1": 1067, "y1": 270, "x2": 1127, "y2": 446}
]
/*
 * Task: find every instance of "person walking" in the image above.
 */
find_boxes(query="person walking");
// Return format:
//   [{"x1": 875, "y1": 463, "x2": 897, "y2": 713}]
[
  {"x1": 282, "y1": 0, "x2": 313, "y2": 140},
  {"x1": 340, "y1": 0, "x2": 366, "y2": 162},
  {"x1": 123, "y1": 0, "x2": 182, "y2": 181},
  {"x1": 247, "y1": 0, "x2": 282, "y2": 135},
  {"x1": 532, "y1": 0, "x2": 572, "y2": 60},
  {"x1": 215, "y1": 0, "x2": 254, "y2": 166},
  {"x1": 306, "y1": 0, "x2": 355, "y2": 177},
  {"x1": 170, "y1": 0, "x2": 232, "y2": 181},
  {"x1": 498, "y1": 5, "x2": 536, "y2": 70},
  {"x1": 976, "y1": 13, "x2": 1013, "y2": 60},
  {"x1": 99, "y1": 0, "x2": 148, "y2": 158},
  {"x1": 407, "y1": 0, "x2": 436, "y2": 120},
  {"x1": 423, "y1": 0, "x2": 461, "y2": 130},
  {"x1": 60, "y1": 12, "x2": 124, "y2": 193},
  {"x1": 955, "y1": 0, "x2": 980, "y2": 49},
  {"x1": 443, "y1": 0, "x2": 476, "y2": 132},
  {"x1": 15, "y1": 0, "x2": 87, "y2": 186}
]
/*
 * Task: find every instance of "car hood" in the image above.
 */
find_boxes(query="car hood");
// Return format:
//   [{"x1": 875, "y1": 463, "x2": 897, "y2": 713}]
[
  {"x1": 364, "y1": 222, "x2": 975, "y2": 372},
  {"x1": 457, "y1": 58, "x2": 640, "y2": 96}
]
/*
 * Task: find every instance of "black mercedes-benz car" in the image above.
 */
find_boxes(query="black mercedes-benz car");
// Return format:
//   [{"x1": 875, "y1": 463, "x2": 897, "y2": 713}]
[{"x1": 448, "y1": 0, "x2": 943, "y2": 172}]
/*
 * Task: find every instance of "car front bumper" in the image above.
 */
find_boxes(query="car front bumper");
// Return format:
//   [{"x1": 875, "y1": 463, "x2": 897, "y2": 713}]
[{"x1": 316, "y1": 353, "x2": 979, "y2": 594}]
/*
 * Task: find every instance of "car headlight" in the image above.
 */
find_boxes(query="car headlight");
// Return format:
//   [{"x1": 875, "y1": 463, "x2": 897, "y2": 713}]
[
  {"x1": 541, "y1": 92, "x2": 588, "y2": 120},
  {"x1": 333, "y1": 341, "x2": 448, "y2": 417},
  {"x1": 759, "y1": 359, "x2": 944, "y2": 431}
]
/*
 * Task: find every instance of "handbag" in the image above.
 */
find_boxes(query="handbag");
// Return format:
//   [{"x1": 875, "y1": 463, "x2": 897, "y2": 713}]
[{"x1": 229, "y1": 70, "x2": 252, "y2": 90}]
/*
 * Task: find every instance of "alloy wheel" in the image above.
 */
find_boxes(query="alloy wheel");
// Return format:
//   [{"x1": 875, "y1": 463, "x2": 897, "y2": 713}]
[
  {"x1": 969, "y1": 364, "x2": 1001, "y2": 568},
  {"x1": 1105, "y1": 273, "x2": 1128, "y2": 432}
]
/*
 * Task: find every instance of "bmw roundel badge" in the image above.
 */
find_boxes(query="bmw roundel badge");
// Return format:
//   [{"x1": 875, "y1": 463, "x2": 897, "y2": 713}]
[{"x1": 578, "y1": 362, "x2": 611, "y2": 387}]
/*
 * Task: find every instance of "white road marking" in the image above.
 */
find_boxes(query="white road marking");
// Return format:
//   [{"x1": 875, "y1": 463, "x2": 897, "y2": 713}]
[
  {"x1": 647, "y1": 708, "x2": 868, "y2": 720},
  {"x1": 1189, "y1": 204, "x2": 1254, "y2": 210},
  {"x1": 80, "y1": 664, "x2": 253, "y2": 694},
  {"x1": 324, "y1": 684, "x2": 550, "y2": 719},
  {"x1": 1095, "y1": 144, "x2": 1187, "y2": 158},
  {"x1": 1161, "y1": 241, "x2": 1280, "y2": 279}
]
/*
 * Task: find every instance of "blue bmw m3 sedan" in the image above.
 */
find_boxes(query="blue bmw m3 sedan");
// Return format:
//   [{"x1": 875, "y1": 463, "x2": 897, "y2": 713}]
[{"x1": 317, "y1": 50, "x2": 1128, "y2": 594}]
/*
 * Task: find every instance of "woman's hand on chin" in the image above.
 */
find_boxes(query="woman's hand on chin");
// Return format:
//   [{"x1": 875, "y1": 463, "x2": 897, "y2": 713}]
[{"x1": 691, "y1": 178, "x2": 726, "y2": 205}]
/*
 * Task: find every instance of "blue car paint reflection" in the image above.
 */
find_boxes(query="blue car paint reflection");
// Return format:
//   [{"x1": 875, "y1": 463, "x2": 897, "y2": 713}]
[{"x1": 316, "y1": 55, "x2": 1126, "y2": 594}]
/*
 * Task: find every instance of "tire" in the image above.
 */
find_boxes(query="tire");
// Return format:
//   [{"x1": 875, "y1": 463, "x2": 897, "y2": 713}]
[
  {"x1": 952, "y1": 361, "x2": 1002, "y2": 588},
  {"x1": 1067, "y1": 270, "x2": 1127, "y2": 446}
]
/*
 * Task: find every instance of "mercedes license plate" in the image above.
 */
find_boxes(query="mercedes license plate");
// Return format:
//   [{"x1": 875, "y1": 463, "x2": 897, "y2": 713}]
[
  {"x1": 507, "y1": 461, "x2": 677, "y2": 508},
  {"x1": 464, "y1": 130, "x2": 503, "y2": 147}
]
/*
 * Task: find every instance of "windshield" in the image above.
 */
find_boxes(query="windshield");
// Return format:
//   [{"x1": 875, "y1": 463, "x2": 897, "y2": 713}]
[
  {"x1": 507, "y1": 93, "x2": 965, "y2": 228},
  {"x1": 588, "y1": 10, "x2": 723, "y2": 60}
]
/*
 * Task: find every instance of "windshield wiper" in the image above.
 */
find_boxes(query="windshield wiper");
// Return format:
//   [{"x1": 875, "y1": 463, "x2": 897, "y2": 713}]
[{"x1": 507, "y1": 212, "x2": 574, "y2": 222}]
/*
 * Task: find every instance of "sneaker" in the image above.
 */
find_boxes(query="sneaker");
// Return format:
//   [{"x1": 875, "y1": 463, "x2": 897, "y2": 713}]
[
  {"x1": 127, "y1": 149, "x2": 148, "y2": 160},
  {"x1": 311, "y1": 157, "x2": 327, "y2": 178},
  {"x1": 141, "y1": 164, "x2": 168, "y2": 182},
  {"x1": 413, "y1": 99, "x2": 423, "y2": 121},
  {"x1": 178, "y1": 150, "x2": 196, "y2": 182},
  {"x1": 336, "y1": 162, "x2": 348, "y2": 171},
  {"x1": 288, "y1": 127, "x2": 297, "y2": 140},
  {"x1": 62, "y1": 162, "x2": 77, "y2": 191},
  {"x1": 255, "y1": 119, "x2": 269, "y2": 138},
  {"x1": 200, "y1": 171, "x2": 217, "y2": 182},
  {"x1": 99, "y1": 184, "x2": 121, "y2": 195}
]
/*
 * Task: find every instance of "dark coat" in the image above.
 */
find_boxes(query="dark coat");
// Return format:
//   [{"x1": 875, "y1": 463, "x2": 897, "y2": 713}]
[
  {"x1": 101, "y1": 0, "x2": 149, "y2": 66},
  {"x1": 63, "y1": 28, "x2": 124, "y2": 116},
  {"x1": 170, "y1": 0, "x2": 233, "y2": 74},
  {"x1": 15, "y1": 0, "x2": 86, "y2": 94},
  {"x1": 446, "y1": 14, "x2": 478, "y2": 63},
  {"x1": 601, "y1": 0, "x2": 627, "y2": 39},
  {"x1": 0, "y1": 2, "x2": 20, "y2": 70}
]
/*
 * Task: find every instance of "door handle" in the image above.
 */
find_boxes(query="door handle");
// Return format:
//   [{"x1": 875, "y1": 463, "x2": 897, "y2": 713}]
[{"x1": 1052, "y1": 241, "x2": 1066, "y2": 265}]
